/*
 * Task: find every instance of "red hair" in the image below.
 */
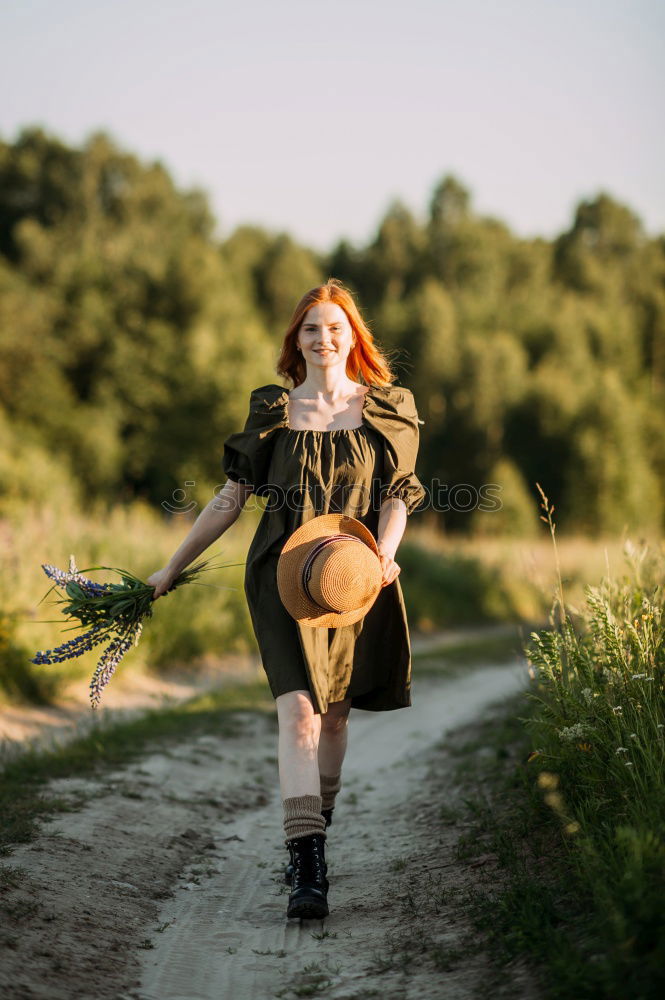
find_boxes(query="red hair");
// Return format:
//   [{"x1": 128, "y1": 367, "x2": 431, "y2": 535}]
[{"x1": 276, "y1": 278, "x2": 396, "y2": 388}]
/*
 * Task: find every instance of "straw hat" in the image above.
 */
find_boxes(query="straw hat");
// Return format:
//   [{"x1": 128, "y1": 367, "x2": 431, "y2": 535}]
[{"x1": 277, "y1": 513, "x2": 383, "y2": 628}]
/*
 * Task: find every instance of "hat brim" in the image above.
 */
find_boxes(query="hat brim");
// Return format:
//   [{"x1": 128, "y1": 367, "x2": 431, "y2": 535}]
[{"x1": 277, "y1": 513, "x2": 382, "y2": 627}]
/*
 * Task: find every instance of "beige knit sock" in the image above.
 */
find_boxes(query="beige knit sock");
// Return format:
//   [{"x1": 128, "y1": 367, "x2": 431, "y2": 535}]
[
  {"x1": 283, "y1": 794, "x2": 327, "y2": 844},
  {"x1": 320, "y1": 773, "x2": 342, "y2": 812}
]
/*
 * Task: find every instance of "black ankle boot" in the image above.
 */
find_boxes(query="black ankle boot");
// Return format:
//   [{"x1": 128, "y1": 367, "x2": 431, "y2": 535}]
[
  {"x1": 285, "y1": 833, "x2": 329, "y2": 919},
  {"x1": 285, "y1": 809, "x2": 333, "y2": 884},
  {"x1": 285, "y1": 840, "x2": 295, "y2": 885}
]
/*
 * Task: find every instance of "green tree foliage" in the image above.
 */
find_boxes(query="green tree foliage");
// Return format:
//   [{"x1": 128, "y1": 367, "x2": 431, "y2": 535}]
[
  {"x1": 331, "y1": 177, "x2": 665, "y2": 535},
  {"x1": 0, "y1": 127, "x2": 663, "y2": 534},
  {"x1": 0, "y1": 127, "x2": 306, "y2": 505}
]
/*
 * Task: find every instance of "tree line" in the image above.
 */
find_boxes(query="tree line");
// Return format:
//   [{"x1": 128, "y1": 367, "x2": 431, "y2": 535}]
[{"x1": 1, "y1": 126, "x2": 663, "y2": 535}]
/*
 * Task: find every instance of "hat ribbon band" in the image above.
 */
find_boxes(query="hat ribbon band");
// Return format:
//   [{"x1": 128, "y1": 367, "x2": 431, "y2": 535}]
[{"x1": 301, "y1": 533, "x2": 366, "y2": 606}]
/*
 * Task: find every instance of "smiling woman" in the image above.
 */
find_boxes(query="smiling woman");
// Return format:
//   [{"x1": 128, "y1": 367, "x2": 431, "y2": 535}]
[{"x1": 147, "y1": 277, "x2": 426, "y2": 921}]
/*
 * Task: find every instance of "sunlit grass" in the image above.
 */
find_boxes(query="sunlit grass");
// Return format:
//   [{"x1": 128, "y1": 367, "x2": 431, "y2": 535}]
[
  {"x1": 401, "y1": 523, "x2": 638, "y2": 632},
  {"x1": 2, "y1": 479, "x2": 660, "y2": 707},
  {"x1": 459, "y1": 486, "x2": 665, "y2": 996},
  {"x1": 0, "y1": 490, "x2": 261, "y2": 704}
]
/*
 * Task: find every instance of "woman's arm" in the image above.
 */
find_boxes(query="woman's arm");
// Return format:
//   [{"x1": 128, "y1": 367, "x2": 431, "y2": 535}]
[
  {"x1": 147, "y1": 478, "x2": 253, "y2": 598},
  {"x1": 376, "y1": 497, "x2": 407, "y2": 587}
]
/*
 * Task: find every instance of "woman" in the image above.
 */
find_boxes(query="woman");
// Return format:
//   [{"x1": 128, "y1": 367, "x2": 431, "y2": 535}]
[{"x1": 147, "y1": 278, "x2": 426, "y2": 920}]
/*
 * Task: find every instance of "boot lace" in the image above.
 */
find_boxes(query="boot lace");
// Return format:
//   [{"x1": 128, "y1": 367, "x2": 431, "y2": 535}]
[{"x1": 291, "y1": 835, "x2": 326, "y2": 889}]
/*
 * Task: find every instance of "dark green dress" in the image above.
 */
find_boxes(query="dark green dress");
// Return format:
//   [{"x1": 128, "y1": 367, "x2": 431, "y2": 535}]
[{"x1": 222, "y1": 383, "x2": 426, "y2": 715}]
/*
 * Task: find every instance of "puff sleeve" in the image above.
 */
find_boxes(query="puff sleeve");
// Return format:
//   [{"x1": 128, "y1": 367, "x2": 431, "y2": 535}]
[
  {"x1": 221, "y1": 385, "x2": 288, "y2": 496},
  {"x1": 366, "y1": 386, "x2": 427, "y2": 516}
]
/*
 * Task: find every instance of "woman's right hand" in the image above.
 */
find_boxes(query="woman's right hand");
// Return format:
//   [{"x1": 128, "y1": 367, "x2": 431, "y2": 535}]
[{"x1": 146, "y1": 566, "x2": 177, "y2": 600}]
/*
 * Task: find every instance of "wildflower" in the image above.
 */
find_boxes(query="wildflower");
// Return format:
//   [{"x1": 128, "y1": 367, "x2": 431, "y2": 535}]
[
  {"x1": 564, "y1": 821, "x2": 580, "y2": 835},
  {"x1": 581, "y1": 687, "x2": 593, "y2": 704},
  {"x1": 42, "y1": 560, "x2": 113, "y2": 597},
  {"x1": 631, "y1": 673, "x2": 647, "y2": 680},
  {"x1": 537, "y1": 771, "x2": 559, "y2": 790},
  {"x1": 557, "y1": 723, "x2": 590, "y2": 743},
  {"x1": 30, "y1": 625, "x2": 108, "y2": 664},
  {"x1": 612, "y1": 706, "x2": 623, "y2": 715},
  {"x1": 625, "y1": 762, "x2": 634, "y2": 767},
  {"x1": 615, "y1": 747, "x2": 628, "y2": 754},
  {"x1": 526, "y1": 750, "x2": 541, "y2": 762},
  {"x1": 630, "y1": 733, "x2": 638, "y2": 739},
  {"x1": 658, "y1": 724, "x2": 664, "y2": 730},
  {"x1": 89, "y1": 622, "x2": 142, "y2": 710},
  {"x1": 31, "y1": 554, "x2": 227, "y2": 709},
  {"x1": 577, "y1": 742, "x2": 592, "y2": 752},
  {"x1": 544, "y1": 790, "x2": 565, "y2": 811}
]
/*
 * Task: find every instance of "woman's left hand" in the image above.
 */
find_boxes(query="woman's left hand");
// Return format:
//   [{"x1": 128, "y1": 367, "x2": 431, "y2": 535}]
[{"x1": 377, "y1": 545, "x2": 401, "y2": 587}]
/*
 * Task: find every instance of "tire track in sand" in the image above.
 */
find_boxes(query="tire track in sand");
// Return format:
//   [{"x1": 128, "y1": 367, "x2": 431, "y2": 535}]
[{"x1": 136, "y1": 660, "x2": 531, "y2": 1000}]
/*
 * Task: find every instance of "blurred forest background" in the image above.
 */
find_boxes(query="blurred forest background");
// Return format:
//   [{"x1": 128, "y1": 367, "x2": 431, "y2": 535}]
[{"x1": 1, "y1": 126, "x2": 664, "y2": 704}]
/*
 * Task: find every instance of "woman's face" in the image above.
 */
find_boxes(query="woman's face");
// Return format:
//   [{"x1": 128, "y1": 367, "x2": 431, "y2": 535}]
[{"x1": 296, "y1": 303, "x2": 355, "y2": 370}]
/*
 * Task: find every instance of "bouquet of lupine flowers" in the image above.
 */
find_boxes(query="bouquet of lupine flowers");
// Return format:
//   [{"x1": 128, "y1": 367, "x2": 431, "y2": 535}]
[{"x1": 31, "y1": 554, "x2": 229, "y2": 709}]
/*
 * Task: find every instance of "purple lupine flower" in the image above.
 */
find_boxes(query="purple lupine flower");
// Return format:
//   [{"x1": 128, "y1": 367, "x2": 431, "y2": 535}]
[
  {"x1": 41, "y1": 563, "x2": 113, "y2": 596},
  {"x1": 79, "y1": 580, "x2": 111, "y2": 597},
  {"x1": 89, "y1": 621, "x2": 142, "y2": 710},
  {"x1": 33, "y1": 551, "x2": 222, "y2": 708},
  {"x1": 30, "y1": 624, "x2": 109, "y2": 665}
]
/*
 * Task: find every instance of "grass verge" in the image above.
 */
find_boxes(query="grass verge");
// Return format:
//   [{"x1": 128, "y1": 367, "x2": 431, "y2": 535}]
[
  {"x1": 444, "y1": 510, "x2": 665, "y2": 999},
  {"x1": 0, "y1": 677, "x2": 275, "y2": 855},
  {"x1": 446, "y1": 693, "x2": 609, "y2": 997}
]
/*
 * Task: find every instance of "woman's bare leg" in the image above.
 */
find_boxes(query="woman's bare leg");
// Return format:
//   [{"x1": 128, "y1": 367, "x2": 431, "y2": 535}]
[
  {"x1": 276, "y1": 690, "x2": 322, "y2": 799},
  {"x1": 317, "y1": 697, "x2": 352, "y2": 776}
]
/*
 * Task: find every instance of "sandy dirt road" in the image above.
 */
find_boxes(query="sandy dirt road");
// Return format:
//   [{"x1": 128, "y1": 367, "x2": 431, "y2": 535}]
[
  {"x1": 0, "y1": 658, "x2": 540, "y2": 1000},
  {"x1": 0, "y1": 624, "x2": 522, "y2": 752}
]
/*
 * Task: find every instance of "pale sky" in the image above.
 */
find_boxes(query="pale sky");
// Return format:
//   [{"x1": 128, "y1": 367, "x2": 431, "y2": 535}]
[{"x1": 2, "y1": 0, "x2": 663, "y2": 252}]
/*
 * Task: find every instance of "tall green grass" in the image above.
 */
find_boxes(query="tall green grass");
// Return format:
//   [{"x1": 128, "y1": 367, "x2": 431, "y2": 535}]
[
  {"x1": 399, "y1": 527, "x2": 633, "y2": 632},
  {"x1": 516, "y1": 489, "x2": 665, "y2": 995}
]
